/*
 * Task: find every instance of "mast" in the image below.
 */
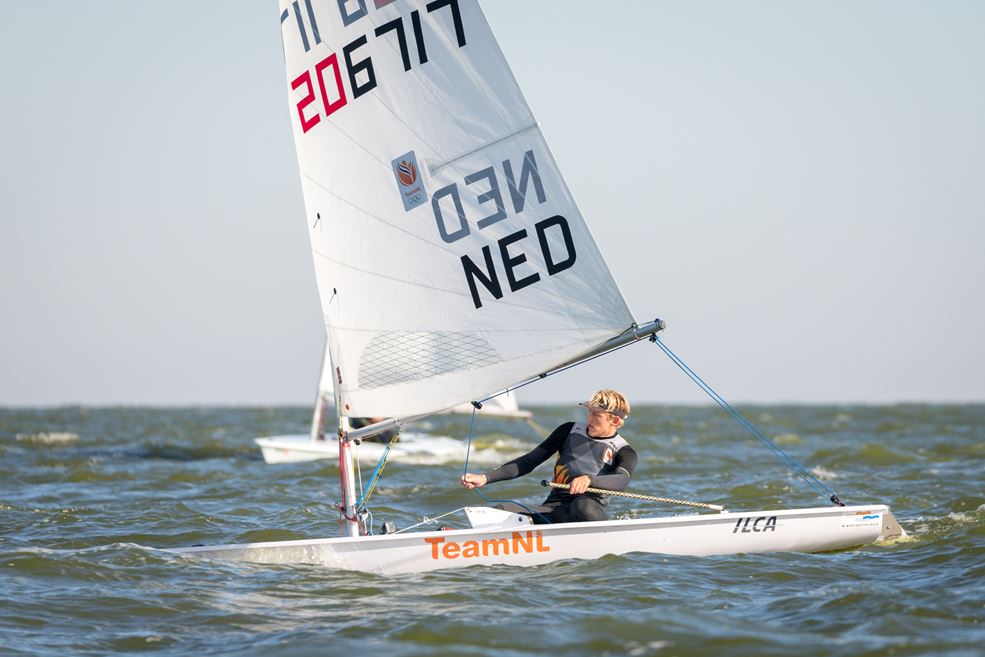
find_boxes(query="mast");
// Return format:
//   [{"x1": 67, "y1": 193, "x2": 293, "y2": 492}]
[{"x1": 337, "y1": 415, "x2": 360, "y2": 537}]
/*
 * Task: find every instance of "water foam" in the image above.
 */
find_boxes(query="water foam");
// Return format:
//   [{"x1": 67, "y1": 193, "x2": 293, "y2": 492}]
[{"x1": 16, "y1": 432, "x2": 80, "y2": 445}]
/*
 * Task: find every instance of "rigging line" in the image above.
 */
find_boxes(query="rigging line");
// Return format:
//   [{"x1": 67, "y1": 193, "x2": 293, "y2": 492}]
[
  {"x1": 652, "y1": 337, "x2": 843, "y2": 505},
  {"x1": 355, "y1": 442, "x2": 364, "y2": 501},
  {"x1": 462, "y1": 404, "x2": 553, "y2": 524},
  {"x1": 474, "y1": 336, "x2": 644, "y2": 405},
  {"x1": 393, "y1": 507, "x2": 470, "y2": 534},
  {"x1": 356, "y1": 442, "x2": 393, "y2": 510},
  {"x1": 654, "y1": 339, "x2": 827, "y2": 492},
  {"x1": 654, "y1": 338, "x2": 832, "y2": 499}
]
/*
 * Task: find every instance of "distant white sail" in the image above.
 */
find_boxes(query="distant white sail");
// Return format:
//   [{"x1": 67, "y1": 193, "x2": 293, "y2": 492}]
[
  {"x1": 308, "y1": 338, "x2": 336, "y2": 441},
  {"x1": 310, "y1": 338, "x2": 531, "y2": 428},
  {"x1": 443, "y1": 389, "x2": 531, "y2": 419},
  {"x1": 280, "y1": 0, "x2": 634, "y2": 420}
]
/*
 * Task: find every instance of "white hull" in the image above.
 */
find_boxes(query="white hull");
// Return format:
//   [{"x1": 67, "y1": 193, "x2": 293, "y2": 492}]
[
  {"x1": 442, "y1": 392, "x2": 532, "y2": 419},
  {"x1": 169, "y1": 505, "x2": 904, "y2": 575},
  {"x1": 255, "y1": 432, "x2": 519, "y2": 465},
  {"x1": 255, "y1": 433, "x2": 469, "y2": 465}
]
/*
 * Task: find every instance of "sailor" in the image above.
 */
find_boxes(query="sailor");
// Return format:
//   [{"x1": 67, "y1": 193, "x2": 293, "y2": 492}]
[{"x1": 461, "y1": 389, "x2": 638, "y2": 524}]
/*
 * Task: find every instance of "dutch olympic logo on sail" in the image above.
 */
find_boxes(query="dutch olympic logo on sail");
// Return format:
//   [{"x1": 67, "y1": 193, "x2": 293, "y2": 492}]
[{"x1": 392, "y1": 151, "x2": 428, "y2": 212}]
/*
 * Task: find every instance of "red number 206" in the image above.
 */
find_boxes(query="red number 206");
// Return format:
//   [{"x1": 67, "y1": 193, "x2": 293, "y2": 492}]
[{"x1": 291, "y1": 54, "x2": 347, "y2": 134}]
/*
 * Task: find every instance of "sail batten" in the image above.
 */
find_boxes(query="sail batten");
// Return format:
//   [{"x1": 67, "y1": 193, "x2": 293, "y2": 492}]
[
  {"x1": 429, "y1": 123, "x2": 541, "y2": 175},
  {"x1": 281, "y1": 0, "x2": 636, "y2": 418}
]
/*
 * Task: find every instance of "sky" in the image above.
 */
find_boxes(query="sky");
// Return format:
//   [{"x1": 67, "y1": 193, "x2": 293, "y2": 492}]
[{"x1": 1, "y1": 1, "x2": 983, "y2": 407}]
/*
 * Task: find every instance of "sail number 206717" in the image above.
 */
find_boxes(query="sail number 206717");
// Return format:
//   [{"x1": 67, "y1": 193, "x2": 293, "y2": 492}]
[{"x1": 283, "y1": 0, "x2": 468, "y2": 133}]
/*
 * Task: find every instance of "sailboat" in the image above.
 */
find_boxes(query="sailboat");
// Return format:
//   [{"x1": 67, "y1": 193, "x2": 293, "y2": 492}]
[
  {"x1": 255, "y1": 338, "x2": 532, "y2": 464},
  {"x1": 442, "y1": 390, "x2": 530, "y2": 420},
  {"x1": 170, "y1": 0, "x2": 904, "y2": 574}
]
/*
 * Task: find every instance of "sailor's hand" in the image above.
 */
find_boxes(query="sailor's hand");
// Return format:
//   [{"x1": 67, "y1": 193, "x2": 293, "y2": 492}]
[
  {"x1": 570, "y1": 475, "x2": 591, "y2": 495},
  {"x1": 461, "y1": 473, "x2": 487, "y2": 489}
]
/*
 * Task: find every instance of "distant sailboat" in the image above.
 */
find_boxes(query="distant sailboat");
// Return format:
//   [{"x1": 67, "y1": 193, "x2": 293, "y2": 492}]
[
  {"x1": 255, "y1": 338, "x2": 531, "y2": 464},
  {"x1": 172, "y1": 0, "x2": 903, "y2": 573},
  {"x1": 442, "y1": 390, "x2": 531, "y2": 420}
]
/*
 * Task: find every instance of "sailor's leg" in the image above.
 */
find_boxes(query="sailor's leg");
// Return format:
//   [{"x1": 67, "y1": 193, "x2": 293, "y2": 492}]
[{"x1": 568, "y1": 496, "x2": 608, "y2": 522}]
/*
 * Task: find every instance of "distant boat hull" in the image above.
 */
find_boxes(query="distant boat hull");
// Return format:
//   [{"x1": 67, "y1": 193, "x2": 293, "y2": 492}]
[
  {"x1": 168, "y1": 505, "x2": 904, "y2": 575},
  {"x1": 442, "y1": 395, "x2": 532, "y2": 420},
  {"x1": 255, "y1": 433, "x2": 467, "y2": 465}
]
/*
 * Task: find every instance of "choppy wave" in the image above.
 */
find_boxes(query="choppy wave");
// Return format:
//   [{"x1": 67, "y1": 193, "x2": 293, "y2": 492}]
[{"x1": 1, "y1": 404, "x2": 983, "y2": 657}]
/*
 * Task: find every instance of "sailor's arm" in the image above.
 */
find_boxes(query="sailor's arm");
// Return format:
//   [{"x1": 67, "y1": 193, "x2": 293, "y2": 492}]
[
  {"x1": 587, "y1": 445, "x2": 639, "y2": 491},
  {"x1": 461, "y1": 422, "x2": 572, "y2": 488}
]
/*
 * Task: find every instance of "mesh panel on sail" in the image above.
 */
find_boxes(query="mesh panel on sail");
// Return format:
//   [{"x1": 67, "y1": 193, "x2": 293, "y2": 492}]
[{"x1": 358, "y1": 331, "x2": 500, "y2": 389}]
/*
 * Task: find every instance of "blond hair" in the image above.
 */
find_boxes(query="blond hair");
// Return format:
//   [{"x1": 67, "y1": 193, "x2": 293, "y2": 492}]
[{"x1": 587, "y1": 389, "x2": 630, "y2": 419}]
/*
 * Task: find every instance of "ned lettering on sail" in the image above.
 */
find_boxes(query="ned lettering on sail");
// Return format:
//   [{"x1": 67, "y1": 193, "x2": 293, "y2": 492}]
[{"x1": 431, "y1": 149, "x2": 577, "y2": 309}]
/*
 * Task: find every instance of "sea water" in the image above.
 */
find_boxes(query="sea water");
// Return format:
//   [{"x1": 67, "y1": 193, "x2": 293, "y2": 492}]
[{"x1": 1, "y1": 405, "x2": 982, "y2": 656}]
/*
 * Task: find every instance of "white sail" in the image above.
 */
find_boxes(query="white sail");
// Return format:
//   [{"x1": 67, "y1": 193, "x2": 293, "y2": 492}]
[
  {"x1": 279, "y1": 0, "x2": 634, "y2": 420},
  {"x1": 308, "y1": 337, "x2": 335, "y2": 441}
]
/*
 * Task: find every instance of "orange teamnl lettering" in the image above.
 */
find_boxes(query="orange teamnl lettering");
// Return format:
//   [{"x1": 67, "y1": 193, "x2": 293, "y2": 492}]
[{"x1": 424, "y1": 531, "x2": 551, "y2": 560}]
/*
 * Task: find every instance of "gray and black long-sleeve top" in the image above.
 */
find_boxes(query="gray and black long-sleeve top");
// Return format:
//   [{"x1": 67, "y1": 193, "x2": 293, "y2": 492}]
[{"x1": 483, "y1": 421, "x2": 638, "y2": 504}]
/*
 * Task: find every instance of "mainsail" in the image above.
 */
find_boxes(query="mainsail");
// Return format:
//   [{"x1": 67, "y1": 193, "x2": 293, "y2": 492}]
[{"x1": 280, "y1": 0, "x2": 634, "y2": 421}]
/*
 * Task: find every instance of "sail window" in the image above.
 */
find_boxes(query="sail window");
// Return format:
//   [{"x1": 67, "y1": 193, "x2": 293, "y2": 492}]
[{"x1": 358, "y1": 331, "x2": 499, "y2": 389}]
